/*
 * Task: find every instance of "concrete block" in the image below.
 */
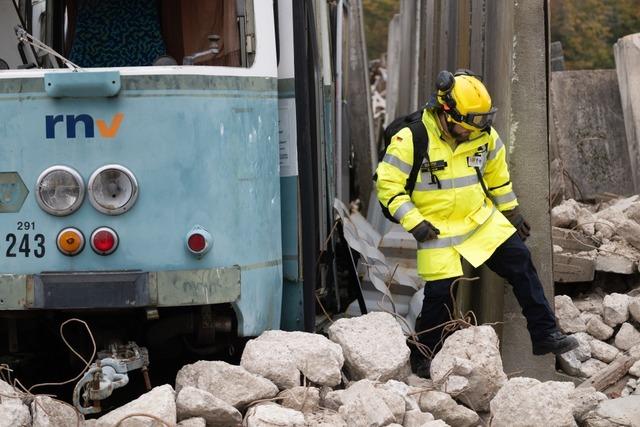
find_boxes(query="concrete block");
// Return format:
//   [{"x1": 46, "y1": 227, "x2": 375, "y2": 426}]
[{"x1": 551, "y1": 70, "x2": 635, "y2": 198}]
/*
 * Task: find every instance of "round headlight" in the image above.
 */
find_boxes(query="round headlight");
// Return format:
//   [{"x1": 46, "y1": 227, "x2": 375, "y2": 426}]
[
  {"x1": 88, "y1": 165, "x2": 138, "y2": 215},
  {"x1": 35, "y1": 166, "x2": 85, "y2": 216}
]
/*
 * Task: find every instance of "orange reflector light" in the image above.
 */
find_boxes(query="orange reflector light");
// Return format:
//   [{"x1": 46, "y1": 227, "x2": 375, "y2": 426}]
[{"x1": 56, "y1": 228, "x2": 85, "y2": 256}]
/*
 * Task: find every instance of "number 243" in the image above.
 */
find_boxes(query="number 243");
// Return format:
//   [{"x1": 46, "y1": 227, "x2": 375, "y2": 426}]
[{"x1": 5, "y1": 234, "x2": 45, "y2": 258}]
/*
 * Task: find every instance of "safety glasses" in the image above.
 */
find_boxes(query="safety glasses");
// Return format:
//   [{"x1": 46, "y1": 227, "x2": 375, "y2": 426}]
[{"x1": 445, "y1": 105, "x2": 497, "y2": 129}]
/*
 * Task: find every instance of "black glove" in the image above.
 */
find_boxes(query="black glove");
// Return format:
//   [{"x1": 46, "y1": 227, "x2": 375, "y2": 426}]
[
  {"x1": 409, "y1": 220, "x2": 440, "y2": 242},
  {"x1": 503, "y1": 207, "x2": 531, "y2": 241}
]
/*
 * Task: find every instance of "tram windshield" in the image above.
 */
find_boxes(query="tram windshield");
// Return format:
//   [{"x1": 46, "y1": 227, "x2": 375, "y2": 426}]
[{"x1": 1, "y1": 0, "x2": 256, "y2": 70}]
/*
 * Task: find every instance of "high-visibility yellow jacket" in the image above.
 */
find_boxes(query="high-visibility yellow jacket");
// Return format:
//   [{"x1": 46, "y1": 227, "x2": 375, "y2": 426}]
[{"x1": 376, "y1": 109, "x2": 518, "y2": 281}]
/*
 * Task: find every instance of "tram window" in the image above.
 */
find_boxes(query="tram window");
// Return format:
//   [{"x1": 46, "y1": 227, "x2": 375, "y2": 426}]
[{"x1": 36, "y1": 0, "x2": 255, "y2": 68}]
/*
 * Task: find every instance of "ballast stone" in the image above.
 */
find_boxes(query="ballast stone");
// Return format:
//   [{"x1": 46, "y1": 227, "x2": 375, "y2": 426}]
[{"x1": 328, "y1": 312, "x2": 411, "y2": 382}]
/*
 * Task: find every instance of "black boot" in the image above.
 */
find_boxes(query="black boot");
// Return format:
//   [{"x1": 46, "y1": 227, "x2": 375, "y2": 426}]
[{"x1": 532, "y1": 331, "x2": 579, "y2": 355}]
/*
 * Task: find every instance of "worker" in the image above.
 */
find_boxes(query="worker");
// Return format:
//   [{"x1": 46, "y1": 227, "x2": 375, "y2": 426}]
[{"x1": 375, "y1": 70, "x2": 577, "y2": 367}]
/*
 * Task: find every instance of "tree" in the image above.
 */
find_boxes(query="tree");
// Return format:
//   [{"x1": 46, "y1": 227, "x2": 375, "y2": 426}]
[
  {"x1": 363, "y1": 0, "x2": 400, "y2": 60},
  {"x1": 551, "y1": 0, "x2": 640, "y2": 69}
]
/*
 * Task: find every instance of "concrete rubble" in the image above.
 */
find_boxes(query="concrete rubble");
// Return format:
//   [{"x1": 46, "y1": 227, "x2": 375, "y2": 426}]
[
  {"x1": 327, "y1": 311, "x2": 411, "y2": 382},
  {"x1": 7, "y1": 317, "x2": 640, "y2": 426}
]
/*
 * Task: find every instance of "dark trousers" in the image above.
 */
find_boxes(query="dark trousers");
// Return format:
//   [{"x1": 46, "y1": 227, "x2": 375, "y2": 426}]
[{"x1": 416, "y1": 233, "x2": 557, "y2": 353}]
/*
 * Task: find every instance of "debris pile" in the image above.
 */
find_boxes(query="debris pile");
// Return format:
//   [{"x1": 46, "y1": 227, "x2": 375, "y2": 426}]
[
  {"x1": 551, "y1": 196, "x2": 640, "y2": 388},
  {"x1": 551, "y1": 196, "x2": 640, "y2": 281},
  {"x1": 5, "y1": 312, "x2": 640, "y2": 426}
]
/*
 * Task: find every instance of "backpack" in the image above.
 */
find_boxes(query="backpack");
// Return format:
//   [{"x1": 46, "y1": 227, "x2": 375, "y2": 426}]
[{"x1": 374, "y1": 109, "x2": 429, "y2": 223}]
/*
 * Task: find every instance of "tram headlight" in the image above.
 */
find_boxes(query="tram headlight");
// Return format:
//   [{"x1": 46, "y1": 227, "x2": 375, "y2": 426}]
[
  {"x1": 88, "y1": 165, "x2": 138, "y2": 215},
  {"x1": 35, "y1": 166, "x2": 85, "y2": 216}
]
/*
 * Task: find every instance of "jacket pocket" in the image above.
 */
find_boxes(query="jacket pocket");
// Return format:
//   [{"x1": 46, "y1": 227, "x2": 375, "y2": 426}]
[{"x1": 467, "y1": 202, "x2": 493, "y2": 226}]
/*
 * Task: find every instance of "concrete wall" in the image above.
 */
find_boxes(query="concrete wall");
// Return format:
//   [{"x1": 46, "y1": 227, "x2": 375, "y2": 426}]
[
  {"x1": 615, "y1": 34, "x2": 640, "y2": 194},
  {"x1": 550, "y1": 70, "x2": 634, "y2": 199},
  {"x1": 387, "y1": 0, "x2": 556, "y2": 379}
]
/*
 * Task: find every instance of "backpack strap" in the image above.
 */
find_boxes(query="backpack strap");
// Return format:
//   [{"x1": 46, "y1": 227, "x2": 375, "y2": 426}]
[{"x1": 405, "y1": 119, "x2": 429, "y2": 195}]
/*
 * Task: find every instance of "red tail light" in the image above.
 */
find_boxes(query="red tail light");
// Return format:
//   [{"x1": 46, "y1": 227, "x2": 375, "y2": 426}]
[
  {"x1": 186, "y1": 226, "x2": 212, "y2": 257},
  {"x1": 188, "y1": 233, "x2": 207, "y2": 253},
  {"x1": 90, "y1": 227, "x2": 119, "y2": 255}
]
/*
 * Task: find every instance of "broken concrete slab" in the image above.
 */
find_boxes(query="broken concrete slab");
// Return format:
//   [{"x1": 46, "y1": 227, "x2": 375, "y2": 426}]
[
  {"x1": 615, "y1": 323, "x2": 640, "y2": 351},
  {"x1": 630, "y1": 360, "x2": 640, "y2": 377},
  {"x1": 244, "y1": 403, "x2": 305, "y2": 427},
  {"x1": 240, "y1": 330, "x2": 344, "y2": 389},
  {"x1": 595, "y1": 252, "x2": 636, "y2": 275},
  {"x1": 553, "y1": 253, "x2": 596, "y2": 283},
  {"x1": 176, "y1": 386, "x2": 242, "y2": 426},
  {"x1": 489, "y1": 377, "x2": 576, "y2": 427},
  {"x1": 430, "y1": 326, "x2": 507, "y2": 412},
  {"x1": 96, "y1": 384, "x2": 176, "y2": 427},
  {"x1": 555, "y1": 295, "x2": 587, "y2": 333},
  {"x1": 328, "y1": 312, "x2": 411, "y2": 382},
  {"x1": 175, "y1": 361, "x2": 278, "y2": 411}
]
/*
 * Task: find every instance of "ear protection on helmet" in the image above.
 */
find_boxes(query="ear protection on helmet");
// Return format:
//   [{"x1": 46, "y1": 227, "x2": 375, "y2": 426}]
[{"x1": 435, "y1": 69, "x2": 496, "y2": 130}]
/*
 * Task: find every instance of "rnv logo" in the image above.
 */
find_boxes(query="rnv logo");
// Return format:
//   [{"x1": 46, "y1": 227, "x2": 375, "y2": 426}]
[{"x1": 46, "y1": 113, "x2": 124, "y2": 139}]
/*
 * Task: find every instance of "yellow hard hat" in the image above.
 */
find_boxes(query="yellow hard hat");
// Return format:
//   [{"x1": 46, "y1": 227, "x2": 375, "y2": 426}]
[{"x1": 436, "y1": 70, "x2": 497, "y2": 130}]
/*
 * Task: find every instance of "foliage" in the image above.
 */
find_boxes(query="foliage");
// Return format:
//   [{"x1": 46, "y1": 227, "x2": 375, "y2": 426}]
[
  {"x1": 362, "y1": 0, "x2": 400, "y2": 60},
  {"x1": 551, "y1": 0, "x2": 640, "y2": 69}
]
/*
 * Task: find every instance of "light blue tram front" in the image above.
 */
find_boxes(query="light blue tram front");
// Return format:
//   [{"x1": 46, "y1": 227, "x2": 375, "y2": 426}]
[{"x1": 0, "y1": 1, "x2": 282, "y2": 339}]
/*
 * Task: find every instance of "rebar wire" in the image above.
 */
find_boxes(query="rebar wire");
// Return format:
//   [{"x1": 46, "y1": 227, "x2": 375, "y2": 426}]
[{"x1": 28, "y1": 318, "x2": 96, "y2": 393}]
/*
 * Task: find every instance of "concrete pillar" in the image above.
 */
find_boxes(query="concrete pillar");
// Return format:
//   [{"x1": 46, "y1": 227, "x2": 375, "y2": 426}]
[
  {"x1": 615, "y1": 34, "x2": 640, "y2": 194},
  {"x1": 347, "y1": 0, "x2": 376, "y2": 209},
  {"x1": 498, "y1": 0, "x2": 557, "y2": 380}
]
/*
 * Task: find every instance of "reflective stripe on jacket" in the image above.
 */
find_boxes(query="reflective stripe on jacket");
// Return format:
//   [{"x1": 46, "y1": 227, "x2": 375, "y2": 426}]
[{"x1": 375, "y1": 109, "x2": 517, "y2": 281}]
